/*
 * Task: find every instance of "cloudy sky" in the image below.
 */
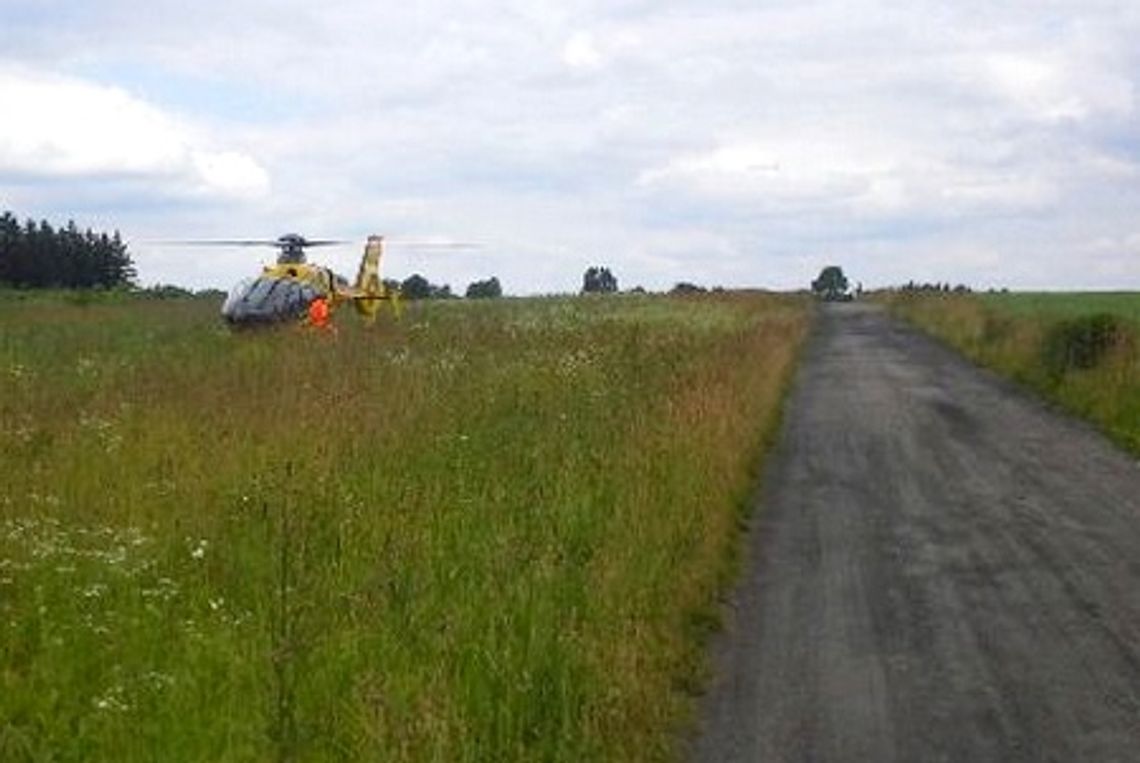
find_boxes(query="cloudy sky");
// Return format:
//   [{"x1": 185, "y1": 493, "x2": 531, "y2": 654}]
[{"x1": 2, "y1": 0, "x2": 1138, "y2": 293}]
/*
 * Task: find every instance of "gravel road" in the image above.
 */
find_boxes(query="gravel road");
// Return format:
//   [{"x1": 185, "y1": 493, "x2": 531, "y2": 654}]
[{"x1": 691, "y1": 303, "x2": 1140, "y2": 763}]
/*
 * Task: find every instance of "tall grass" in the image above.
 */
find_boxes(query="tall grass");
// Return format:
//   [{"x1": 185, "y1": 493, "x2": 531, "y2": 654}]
[
  {"x1": 881, "y1": 292, "x2": 1139, "y2": 453},
  {"x1": 0, "y1": 292, "x2": 809, "y2": 761}
]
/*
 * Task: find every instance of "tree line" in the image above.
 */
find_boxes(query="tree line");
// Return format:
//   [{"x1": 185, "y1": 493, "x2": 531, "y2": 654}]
[
  {"x1": 390, "y1": 274, "x2": 503, "y2": 300},
  {"x1": 0, "y1": 211, "x2": 136, "y2": 289},
  {"x1": 397, "y1": 267, "x2": 621, "y2": 301},
  {"x1": 395, "y1": 266, "x2": 729, "y2": 300},
  {"x1": 0, "y1": 212, "x2": 716, "y2": 300},
  {"x1": 895, "y1": 280, "x2": 973, "y2": 294}
]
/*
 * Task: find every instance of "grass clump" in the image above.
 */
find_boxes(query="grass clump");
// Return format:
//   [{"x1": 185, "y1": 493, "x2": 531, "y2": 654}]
[
  {"x1": 1041, "y1": 312, "x2": 1133, "y2": 377},
  {"x1": 881, "y1": 291, "x2": 1140, "y2": 453},
  {"x1": 0, "y1": 291, "x2": 810, "y2": 761}
]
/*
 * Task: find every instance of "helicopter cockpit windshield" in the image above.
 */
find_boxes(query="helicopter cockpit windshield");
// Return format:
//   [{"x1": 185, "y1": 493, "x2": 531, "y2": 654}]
[{"x1": 221, "y1": 276, "x2": 319, "y2": 326}]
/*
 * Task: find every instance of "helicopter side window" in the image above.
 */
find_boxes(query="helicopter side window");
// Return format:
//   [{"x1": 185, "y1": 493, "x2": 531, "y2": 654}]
[
  {"x1": 263, "y1": 279, "x2": 317, "y2": 318},
  {"x1": 297, "y1": 286, "x2": 318, "y2": 310},
  {"x1": 245, "y1": 277, "x2": 282, "y2": 307},
  {"x1": 222, "y1": 278, "x2": 255, "y2": 315},
  {"x1": 268, "y1": 282, "x2": 302, "y2": 315}
]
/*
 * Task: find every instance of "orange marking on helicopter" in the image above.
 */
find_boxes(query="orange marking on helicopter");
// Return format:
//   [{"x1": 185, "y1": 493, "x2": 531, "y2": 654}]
[{"x1": 308, "y1": 296, "x2": 331, "y2": 329}]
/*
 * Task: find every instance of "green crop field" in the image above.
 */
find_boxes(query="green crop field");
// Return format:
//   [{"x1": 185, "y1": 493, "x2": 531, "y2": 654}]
[
  {"x1": 978, "y1": 291, "x2": 1140, "y2": 322},
  {"x1": 0, "y1": 292, "x2": 810, "y2": 761},
  {"x1": 882, "y1": 291, "x2": 1140, "y2": 454}
]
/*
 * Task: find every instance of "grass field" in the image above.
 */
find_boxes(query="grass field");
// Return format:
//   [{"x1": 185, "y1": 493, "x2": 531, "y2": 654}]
[
  {"x1": 977, "y1": 291, "x2": 1140, "y2": 322},
  {"x1": 882, "y1": 291, "x2": 1139, "y2": 454},
  {"x1": 0, "y1": 291, "x2": 810, "y2": 761}
]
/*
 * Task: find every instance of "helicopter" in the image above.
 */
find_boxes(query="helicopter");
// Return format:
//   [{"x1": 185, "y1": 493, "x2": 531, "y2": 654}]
[
  {"x1": 200, "y1": 233, "x2": 397, "y2": 327},
  {"x1": 175, "y1": 233, "x2": 475, "y2": 328}
]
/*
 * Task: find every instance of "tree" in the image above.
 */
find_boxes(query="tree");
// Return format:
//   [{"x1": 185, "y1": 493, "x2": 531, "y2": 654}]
[
  {"x1": 428, "y1": 283, "x2": 453, "y2": 299},
  {"x1": 399, "y1": 273, "x2": 454, "y2": 300},
  {"x1": 400, "y1": 273, "x2": 432, "y2": 300},
  {"x1": 582, "y1": 266, "x2": 618, "y2": 294},
  {"x1": 811, "y1": 266, "x2": 849, "y2": 301},
  {"x1": 466, "y1": 277, "x2": 502, "y2": 299},
  {"x1": 0, "y1": 210, "x2": 135, "y2": 289}
]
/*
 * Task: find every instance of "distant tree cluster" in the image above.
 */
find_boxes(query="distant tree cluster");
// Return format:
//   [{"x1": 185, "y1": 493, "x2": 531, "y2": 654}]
[
  {"x1": 898, "y1": 281, "x2": 972, "y2": 294},
  {"x1": 390, "y1": 274, "x2": 505, "y2": 300},
  {"x1": 134, "y1": 284, "x2": 224, "y2": 300},
  {"x1": 465, "y1": 276, "x2": 502, "y2": 299},
  {"x1": 0, "y1": 212, "x2": 135, "y2": 289},
  {"x1": 582, "y1": 266, "x2": 618, "y2": 294},
  {"x1": 670, "y1": 282, "x2": 706, "y2": 296},
  {"x1": 139, "y1": 284, "x2": 193, "y2": 299},
  {"x1": 400, "y1": 273, "x2": 454, "y2": 300}
]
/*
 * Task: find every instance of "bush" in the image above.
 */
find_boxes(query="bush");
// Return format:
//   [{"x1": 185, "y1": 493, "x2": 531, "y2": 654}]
[
  {"x1": 1041, "y1": 313, "x2": 1133, "y2": 377},
  {"x1": 670, "y1": 282, "x2": 706, "y2": 296},
  {"x1": 466, "y1": 277, "x2": 502, "y2": 299}
]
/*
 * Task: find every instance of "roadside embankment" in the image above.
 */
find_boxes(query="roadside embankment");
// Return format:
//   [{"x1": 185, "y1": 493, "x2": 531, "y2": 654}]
[{"x1": 879, "y1": 292, "x2": 1139, "y2": 454}]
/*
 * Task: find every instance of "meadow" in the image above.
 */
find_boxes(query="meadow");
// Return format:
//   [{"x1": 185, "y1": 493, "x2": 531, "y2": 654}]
[
  {"x1": 882, "y1": 291, "x2": 1139, "y2": 453},
  {"x1": 0, "y1": 291, "x2": 810, "y2": 761}
]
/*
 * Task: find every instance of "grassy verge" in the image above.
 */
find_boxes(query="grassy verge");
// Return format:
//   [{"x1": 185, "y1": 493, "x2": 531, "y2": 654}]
[
  {"x1": 0, "y1": 292, "x2": 810, "y2": 761},
  {"x1": 880, "y1": 291, "x2": 1140, "y2": 454}
]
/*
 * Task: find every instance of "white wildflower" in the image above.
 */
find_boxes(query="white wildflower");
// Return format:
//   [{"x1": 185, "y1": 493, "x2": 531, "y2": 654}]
[{"x1": 82, "y1": 583, "x2": 108, "y2": 599}]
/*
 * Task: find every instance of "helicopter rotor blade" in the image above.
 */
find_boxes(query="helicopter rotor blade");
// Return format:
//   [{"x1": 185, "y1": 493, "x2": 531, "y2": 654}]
[
  {"x1": 151, "y1": 236, "x2": 475, "y2": 250},
  {"x1": 158, "y1": 240, "x2": 285, "y2": 247},
  {"x1": 381, "y1": 239, "x2": 482, "y2": 250},
  {"x1": 299, "y1": 240, "x2": 349, "y2": 247},
  {"x1": 151, "y1": 238, "x2": 354, "y2": 252}
]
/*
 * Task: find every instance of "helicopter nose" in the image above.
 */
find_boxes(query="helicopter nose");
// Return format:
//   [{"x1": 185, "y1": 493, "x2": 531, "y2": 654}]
[{"x1": 221, "y1": 276, "x2": 319, "y2": 325}]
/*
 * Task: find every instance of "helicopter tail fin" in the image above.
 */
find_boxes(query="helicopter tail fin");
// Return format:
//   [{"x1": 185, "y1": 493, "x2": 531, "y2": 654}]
[{"x1": 353, "y1": 235, "x2": 400, "y2": 321}]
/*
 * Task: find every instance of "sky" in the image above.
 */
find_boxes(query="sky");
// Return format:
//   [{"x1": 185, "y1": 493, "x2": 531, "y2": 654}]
[{"x1": 2, "y1": 0, "x2": 1139, "y2": 293}]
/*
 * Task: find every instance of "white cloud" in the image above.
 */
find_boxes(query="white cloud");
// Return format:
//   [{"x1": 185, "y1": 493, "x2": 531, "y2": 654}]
[
  {"x1": 3, "y1": 0, "x2": 1140, "y2": 291},
  {"x1": 563, "y1": 32, "x2": 604, "y2": 70},
  {"x1": 980, "y1": 52, "x2": 1134, "y2": 123},
  {"x1": 0, "y1": 68, "x2": 268, "y2": 199},
  {"x1": 638, "y1": 141, "x2": 880, "y2": 207},
  {"x1": 637, "y1": 135, "x2": 1060, "y2": 223},
  {"x1": 189, "y1": 151, "x2": 269, "y2": 200}
]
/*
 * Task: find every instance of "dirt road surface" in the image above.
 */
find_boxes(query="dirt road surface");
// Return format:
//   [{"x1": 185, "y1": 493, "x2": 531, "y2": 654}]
[{"x1": 691, "y1": 303, "x2": 1140, "y2": 763}]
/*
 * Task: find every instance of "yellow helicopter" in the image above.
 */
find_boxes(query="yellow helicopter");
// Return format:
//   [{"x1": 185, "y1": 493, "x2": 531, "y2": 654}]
[
  {"x1": 190, "y1": 233, "x2": 396, "y2": 328},
  {"x1": 177, "y1": 233, "x2": 477, "y2": 328}
]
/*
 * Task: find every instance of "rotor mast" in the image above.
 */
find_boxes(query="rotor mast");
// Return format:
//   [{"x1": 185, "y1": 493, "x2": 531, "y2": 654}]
[{"x1": 276, "y1": 234, "x2": 308, "y2": 265}]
